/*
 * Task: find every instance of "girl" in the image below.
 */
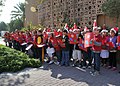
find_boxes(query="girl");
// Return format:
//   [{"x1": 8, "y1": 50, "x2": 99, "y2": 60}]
[
  {"x1": 100, "y1": 29, "x2": 109, "y2": 67},
  {"x1": 107, "y1": 28, "x2": 117, "y2": 71}
]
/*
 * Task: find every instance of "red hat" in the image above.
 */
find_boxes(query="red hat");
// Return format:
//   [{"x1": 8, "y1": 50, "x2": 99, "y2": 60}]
[
  {"x1": 64, "y1": 23, "x2": 69, "y2": 30},
  {"x1": 84, "y1": 26, "x2": 89, "y2": 32},
  {"x1": 111, "y1": 28, "x2": 117, "y2": 34},
  {"x1": 93, "y1": 20, "x2": 97, "y2": 27},
  {"x1": 73, "y1": 23, "x2": 77, "y2": 29}
]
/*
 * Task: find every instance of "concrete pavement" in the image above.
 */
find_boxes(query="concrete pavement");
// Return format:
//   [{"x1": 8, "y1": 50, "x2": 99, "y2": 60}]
[{"x1": 0, "y1": 63, "x2": 120, "y2": 86}]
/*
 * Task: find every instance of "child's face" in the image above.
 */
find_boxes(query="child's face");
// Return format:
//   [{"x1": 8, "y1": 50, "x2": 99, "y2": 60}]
[
  {"x1": 110, "y1": 30, "x2": 115, "y2": 37},
  {"x1": 94, "y1": 29, "x2": 99, "y2": 35},
  {"x1": 102, "y1": 32, "x2": 107, "y2": 36}
]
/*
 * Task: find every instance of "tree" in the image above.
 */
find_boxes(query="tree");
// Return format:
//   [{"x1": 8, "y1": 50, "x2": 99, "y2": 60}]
[
  {"x1": 102, "y1": 0, "x2": 120, "y2": 26},
  {"x1": 11, "y1": 3, "x2": 25, "y2": 24},
  {"x1": 8, "y1": 19, "x2": 24, "y2": 31},
  {"x1": 0, "y1": 21, "x2": 7, "y2": 31}
]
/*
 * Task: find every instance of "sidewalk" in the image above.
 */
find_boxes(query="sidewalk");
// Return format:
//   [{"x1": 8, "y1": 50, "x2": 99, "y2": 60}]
[{"x1": 0, "y1": 63, "x2": 120, "y2": 86}]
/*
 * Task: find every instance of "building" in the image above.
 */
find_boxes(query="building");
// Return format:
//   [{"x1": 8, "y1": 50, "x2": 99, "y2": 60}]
[
  {"x1": 25, "y1": 0, "x2": 39, "y2": 27},
  {"x1": 24, "y1": 0, "x2": 120, "y2": 29}
]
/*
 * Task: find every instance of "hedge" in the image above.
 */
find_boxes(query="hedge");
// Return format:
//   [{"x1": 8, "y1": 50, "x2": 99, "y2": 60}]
[{"x1": 0, "y1": 45, "x2": 41, "y2": 73}]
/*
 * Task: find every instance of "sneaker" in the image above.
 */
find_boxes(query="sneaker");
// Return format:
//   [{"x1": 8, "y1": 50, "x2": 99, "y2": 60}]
[
  {"x1": 72, "y1": 64, "x2": 76, "y2": 67},
  {"x1": 48, "y1": 60, "x2": 54, "y2": 65},
  {"x1": 107, "y1": 66, "x2": 112, "y2": 69},
  {"x1": 55, "y1": 61, "x2": 59, "y2": 65},
  {"x1": 82, "y1": 66, "x2": 86, "y2": 69},
  {"x1": 94, "y1": 71, "x2": 100, "y2": 75},
  {"x1": 88, "y1": 66, "x2": 92, "y2": 69},
  {"x1": 111, "y1": 67, "x2": 117, "y2": 71}
]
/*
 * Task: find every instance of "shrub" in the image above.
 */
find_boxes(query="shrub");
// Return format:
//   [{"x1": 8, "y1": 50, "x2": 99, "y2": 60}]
[{"x1": 0, "y1": 45, "x2": 41, "y2": 73}]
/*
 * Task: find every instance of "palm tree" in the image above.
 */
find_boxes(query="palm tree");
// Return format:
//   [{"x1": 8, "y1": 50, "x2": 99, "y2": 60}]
[{"x1": 11, "y1": 3, "x2": 25, "y2": 23}]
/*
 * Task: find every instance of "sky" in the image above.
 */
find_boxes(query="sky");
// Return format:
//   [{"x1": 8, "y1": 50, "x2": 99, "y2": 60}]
[{"x1": 0, "y1": 0, "x2": 25, "y2": 23}]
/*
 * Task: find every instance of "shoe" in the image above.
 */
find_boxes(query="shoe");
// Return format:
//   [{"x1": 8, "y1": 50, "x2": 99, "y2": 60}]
[
  {"x1": 94, "y1": 71, "x2": 100, "y2": 75},
  {"x1": 48, "y1": 60, "x2": 54, "y2": 65},
  {"x1": 55, "y1": 61, "x2": 59, "y2": 65},
  {"x1": 82, "y1": 66, "x2": 86, "y2": 69},
  {"x1": 72, "y1": 64, "x2": 76, "y2": 67},
  {"x1": 111, "y1": 67, "x2": 117, "y2": 71},
  {"x1": 103, "y1": 64, "x2": 107, "y2": 67},
  {"x1": 88, "y1": 66, "x2": 92, "y2": 69},
  {"x1": 107, "y1": 66, "x2": 112, "y2": 69}
]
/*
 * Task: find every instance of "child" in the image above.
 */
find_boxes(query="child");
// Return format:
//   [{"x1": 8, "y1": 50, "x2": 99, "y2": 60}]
[
  {"x1": 107, "y1": 28, "x2": 117, "y2": 71},
  {"x1": 46, "y1": 43, "x2": 55, "y2": 65},
  {"x1": 100, "y1": 29, "x2": 109, "y2": 67},
  {"x1": 61, "y1": 30, "x2": 70, "y2": 66},
  {"x1": 46, "y1": 33, "x2": 55, "y2": 65},
  {"x1": 91, "y1": 27, "x2": 102, "y2": 75}
]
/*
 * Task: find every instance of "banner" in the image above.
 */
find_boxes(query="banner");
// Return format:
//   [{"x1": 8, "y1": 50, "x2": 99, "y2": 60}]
[
  {"x1": 107, "y1": 42, "x2": 114, "y2": 48},
  {"x1": 78, "y1": 44, "x2": 87, "y2": 52},
  {"x1": 84, "y1": 32, "x2": 94, "y2": 48},
  {"x1": 68, "y1": 33, "x2": 77, "y2": 44}
]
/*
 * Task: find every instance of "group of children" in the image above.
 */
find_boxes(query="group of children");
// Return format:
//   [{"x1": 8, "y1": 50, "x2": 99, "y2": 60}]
[{"x1": 3, "y1": 23, "x2": 120, "y2": 75}]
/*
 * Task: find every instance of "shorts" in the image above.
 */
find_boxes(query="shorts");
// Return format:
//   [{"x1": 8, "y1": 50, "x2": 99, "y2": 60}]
[{"x1": 72, "y1": 50, "x2": 82, "y2": 60}]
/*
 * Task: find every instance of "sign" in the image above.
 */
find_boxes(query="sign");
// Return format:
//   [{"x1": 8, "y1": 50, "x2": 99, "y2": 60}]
[
  {"x1": 84, "y1": 32, "x2": 94, "y2": 48},
  {"x1": 68, "y1": 33, "x2": 77, "y2": 44}
]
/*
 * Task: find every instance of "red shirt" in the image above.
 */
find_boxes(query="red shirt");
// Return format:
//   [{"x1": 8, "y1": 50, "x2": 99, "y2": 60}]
[{"x1": 92, "y1": 34, "x2": 102, "y2": 51}]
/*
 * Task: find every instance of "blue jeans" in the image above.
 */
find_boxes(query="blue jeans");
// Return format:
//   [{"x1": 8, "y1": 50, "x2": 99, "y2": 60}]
[
  {"x1": 61, "y1": 51, "x2": 69, "y2": 66},
  {"x1": 93, "y1": 52, "x2": 101, "y2": 71}
]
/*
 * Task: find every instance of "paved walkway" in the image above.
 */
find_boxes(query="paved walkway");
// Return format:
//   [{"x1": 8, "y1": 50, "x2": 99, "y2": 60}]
[{"x1": 0, "y1": 63, "x2": 120, "y2": 86}]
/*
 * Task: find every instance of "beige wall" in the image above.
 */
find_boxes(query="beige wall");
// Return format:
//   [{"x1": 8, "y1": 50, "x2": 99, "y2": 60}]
[{"x1": 25, "y1": 0, "x2": 38, "y2": 27}]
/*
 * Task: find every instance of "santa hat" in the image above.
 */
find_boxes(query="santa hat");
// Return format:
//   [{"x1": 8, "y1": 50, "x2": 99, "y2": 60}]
[
  {"x1": 93, "y1": 20, "x2": 97, "y2": 27},
  {"x1": 64, "y1": 23, "x2": 69, "y2": 29},
  {"x1": 64, "y1": 23, "x2": 69, "y2": 33},
  {"x1": 84, "y1": 26, "x2": 89, "y2": 32},
  {"x1": 69, "y1": 29, "x2": 73, "y2": 32},
  {"x1": 73, "y1": 23, "x2": 77, "y2": 29},
  {"x1": 93, "y1": 26, "x2": 101, "y2": 31},
  {"x1": 101, "y1": 29, "x2": 108, "y2": 33},
  {"x1": 110, "y1": 28, "x2": 117, "y2": 34},
  {"x1": 114, "y1": 27, "x2": 119, "y2": 32},
  {"x1": 57, "y1": 29, "x2": 62, "y2": 32}
]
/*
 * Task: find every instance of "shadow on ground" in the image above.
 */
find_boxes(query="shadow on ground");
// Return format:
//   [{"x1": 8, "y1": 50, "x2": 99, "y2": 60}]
[{"x1": 40, "y1": 63, "x2": 120, "y2": 86}]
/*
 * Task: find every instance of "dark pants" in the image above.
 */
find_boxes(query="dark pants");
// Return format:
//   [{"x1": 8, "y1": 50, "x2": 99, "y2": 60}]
[
  {"x1": 8, "y1": 42, "x2": 12, "y2": 48},
  {"x1": 83, "y1": 48, "x2": 92, "y2": 66},
  {"x1": 69, "y1": 44, "x2": 74, "y2": 60},
  {"x1": 61, "y1": 51, "x2": 69, "y2": 66},
  {"x1": 109, "y1": 52, "x2": 117, "y2": 67},
  {"x1": 31, "y1": 46, "x2": 38, "y2": 59},
  {"x1": 56, "y1": 51, "x2": 61, "y2": 63},
  {"x1": 101, "y1": 58, "x2": 108, "y2": 65},
  {"x1": 21, "y1": 45, "x2": 26, "y2": 52},
  {"x1": 37, "y1": 47, "x2": 42, "y2": 62},
  {"x1": 93, "y1": 52, "x2": 101, "y2": 71}
]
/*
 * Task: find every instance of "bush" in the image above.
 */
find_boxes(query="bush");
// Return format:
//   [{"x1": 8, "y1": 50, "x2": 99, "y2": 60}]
[{"x1": 0, "y1": 45, "x2": 41, "y2": 73}]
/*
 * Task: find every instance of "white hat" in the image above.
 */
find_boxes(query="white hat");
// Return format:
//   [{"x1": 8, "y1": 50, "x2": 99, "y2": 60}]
[
  {"x1": 57, "y1": 29, "x2": 61, "y2": 32},
  {"x1": 110, "y1": 28, "x2": 116, "y2": 34},
  {"x1": 101, "y1": 29, "x2": 108, "y2": 33},
  {"x1": 73, "y1": 29, "x2": 79, "y2": 32},
  {"x1": 93, "y1": 26, "x2": 101, "y2": 31},
  {"x1": 84, "y1": 26, "x2": 89, "y2": 32}
]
